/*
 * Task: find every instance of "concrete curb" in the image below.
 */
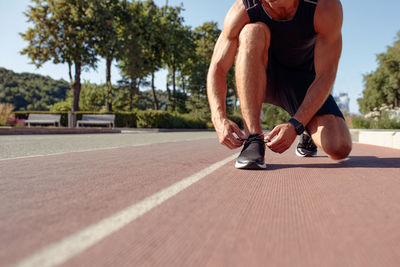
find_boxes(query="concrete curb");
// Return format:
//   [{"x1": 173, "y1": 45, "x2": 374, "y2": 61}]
[{"x1": 351, "y1": 129, "x2": 400, "y2": 149}]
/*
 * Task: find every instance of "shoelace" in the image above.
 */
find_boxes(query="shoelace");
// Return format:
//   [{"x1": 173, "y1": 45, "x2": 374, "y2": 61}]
[
  {"x1": 301, "y1": 134, "x2": 316, "y2": 149},
  {"x1": 239, "y1": 134, "x2": 267, "y2": 144}
]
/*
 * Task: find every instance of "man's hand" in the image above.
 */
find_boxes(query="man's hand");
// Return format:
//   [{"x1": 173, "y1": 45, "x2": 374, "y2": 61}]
[
  {"x1": 207, "y1": 1, "x2": 249, "y2": 150},
  {"x1": 265, "y1": 123, "x2": 297, "y2": 154},
  {"x1": 213, "y1": 117, "x2": 246, "y2": 150}
]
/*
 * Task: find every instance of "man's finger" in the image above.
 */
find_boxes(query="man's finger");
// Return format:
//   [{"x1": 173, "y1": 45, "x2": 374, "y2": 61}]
[
  {"x1": 223, "y1": 140, "x2": 235, "y2": 150},
  {"x1": 229, "y1": 134, "x2": 243, "y2": 147},
  {"x1": 266, "y1": 134, "x2": 286, "y2": 151},
  {"x1": 231, "y1": 125, "x2": 246, "y2": 140},
  {"x1": 268, "y1": 143, "x2": 286, "y2": 153},
  {"x1": 223, "y1": 131, "x2": 243, "y2": 148},
  {"x1": 266, "y1": 132, "x2": 282, "y2": 146},
  {"x1": 266, "y1": 126, "x2": 280, "y2": 141},
  {"x1": 267, "y1": 142, "x2": 283, "y2": 152},
  {"x1": 270, "y1": 136, "x2": 292, "y2": 152}
]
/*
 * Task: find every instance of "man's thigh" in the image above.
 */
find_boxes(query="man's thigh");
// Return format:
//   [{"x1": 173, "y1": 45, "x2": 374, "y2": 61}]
[{"x1": 308, "y1": 114, "x2": 352, "y2": 160}]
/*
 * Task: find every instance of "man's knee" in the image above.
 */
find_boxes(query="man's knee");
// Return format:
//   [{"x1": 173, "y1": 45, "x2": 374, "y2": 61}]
[
  {"x1": 238, "y1": 22, "x2": 270, "y2": 59},
  {"x1": 324, "y1": 138, "x2": 352, "y2": 160},
  {"x1": 310, "y1": 115, "x2": 352, "y2": 160}
]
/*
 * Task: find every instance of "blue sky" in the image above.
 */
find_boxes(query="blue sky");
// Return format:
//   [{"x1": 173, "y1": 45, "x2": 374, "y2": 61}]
[{"x1": 1, "y1": 0, "x2": 400, "y2": 114}]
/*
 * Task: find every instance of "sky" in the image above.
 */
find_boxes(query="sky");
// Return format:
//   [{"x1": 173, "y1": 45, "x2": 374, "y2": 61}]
[{"x1": 1, "y1": 0, "x2": 400, "y2": 114}]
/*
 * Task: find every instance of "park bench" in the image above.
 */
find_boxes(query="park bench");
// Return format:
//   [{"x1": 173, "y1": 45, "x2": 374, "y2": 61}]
[
  {"x1": 25, "y1": 114, "x2": 61, "y2": 127},
  {"x1": 76, "y1": 114, "x2": 115, "y2": 128}
]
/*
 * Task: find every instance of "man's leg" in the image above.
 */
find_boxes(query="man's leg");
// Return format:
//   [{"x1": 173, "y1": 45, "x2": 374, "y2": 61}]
[
  {"x1": 235, "y1": 22, "x2": 270, "y2": 135},
  {"x1": 234, "y1": 22, "x2": 270, "y2": 170},
  {"x1": 308, "y1": 115, "x2": 352, "y2": 160}
]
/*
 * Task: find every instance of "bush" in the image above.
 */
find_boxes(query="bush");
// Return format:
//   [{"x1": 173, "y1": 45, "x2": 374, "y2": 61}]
[
  {"x1": 228, "y1": 113, "x2": 243, "y2": 129},
  {"x1": 0, "y1": 103, "x2": 14, "y2": 126},
  {"x1": 49, "y1": 101, "x2": 71, "y2": 112},
  {"x1": 11, "y1": 110, "x2": 211, "y2": 129},
  {"x1": 350, "y1": 108, "x2": 400, "y2": 129},
  {"x1": 136, "y1": 110, "x2": 172, "y2": 128},
  {"x1": 172, "y1": 113, "x2": 208, "y2": 129},
  {"x1": 136, "y1": 110, "x2": 209, "y2": 129},
  {"x1": 357, "y1": 104, "x2": 400, "y2": 129},
  {"x1": 376, "y1": 116, "x2": 400, "y2": 129},
  {"x1": 351, "y1": 116, "x2": 400, "y2": 129},
  {"x1": 115, "y1": 111, "x2": 138, "y2": 128},
  {"x1": 351, "y1": 117, "x2": 371, "y2": 129}
]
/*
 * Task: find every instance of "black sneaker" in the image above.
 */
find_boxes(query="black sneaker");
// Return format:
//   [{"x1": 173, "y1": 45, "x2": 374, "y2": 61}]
[
  {"x1": 235, "y1": 134, "x2": 267, "y2": 170},
  {"x1": 296, "y1": 133, "x2": 317, "y2": 157}
]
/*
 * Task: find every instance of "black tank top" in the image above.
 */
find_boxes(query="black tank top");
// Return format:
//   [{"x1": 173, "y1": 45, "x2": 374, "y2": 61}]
[{"x1": 242, "y1": 0, "x2": 318, "y2": 73}]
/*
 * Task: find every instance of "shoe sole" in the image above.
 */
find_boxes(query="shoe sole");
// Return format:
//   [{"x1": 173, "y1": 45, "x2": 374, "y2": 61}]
[
  {"x1": 235, "y1": 161, "x2": 267, "y2": 170},
  {"x1": 296, "y1": 149, "x2": 317, "y2": 158}
]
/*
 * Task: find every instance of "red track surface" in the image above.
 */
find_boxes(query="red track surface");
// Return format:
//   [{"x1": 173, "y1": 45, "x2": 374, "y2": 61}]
[{"x1": 1, "y1": 138, "x2": 400, "y2": 267}]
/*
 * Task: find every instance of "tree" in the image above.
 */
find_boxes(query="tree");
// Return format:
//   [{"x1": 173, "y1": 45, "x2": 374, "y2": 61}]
[
  {"x1": 142, "y1": 0, "x2": 164, "y2": 110},
  {"x1": 117, "y1": 0, "x2": 151, "y2": 110},
  {"x1": 20, "y1": 0, "x2": 98, "y2": 113},
  {"x1": 160, "y1": 4, "x2": 192, "y2": 111},
  {"x1": 90, "y1": 0, "x2": 123, "y2": 112},
  {"x1": 358, "y1": 31, "x2": 400, "y2": 114},
  {"x1": 187, "y1": 22, "x2": 225, "y2": 116},
  {"x1": 49, "y1": 82, "x2": 107, "y2": 112}
]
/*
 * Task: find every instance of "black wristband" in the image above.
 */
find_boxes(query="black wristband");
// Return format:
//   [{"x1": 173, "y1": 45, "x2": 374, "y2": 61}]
[{"x1": 288, "y1": 118, "x2": 305, "y2": 135}]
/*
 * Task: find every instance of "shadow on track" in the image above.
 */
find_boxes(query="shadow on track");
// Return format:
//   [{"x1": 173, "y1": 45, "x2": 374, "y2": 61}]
[{"x1": 268, "y1": 156, "x2": 400, "y2": 170}]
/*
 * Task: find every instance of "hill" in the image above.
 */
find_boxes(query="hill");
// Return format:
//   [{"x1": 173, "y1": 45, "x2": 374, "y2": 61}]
[{"x1": 0, "y1": 67, "x2": 69, "y2": 111}]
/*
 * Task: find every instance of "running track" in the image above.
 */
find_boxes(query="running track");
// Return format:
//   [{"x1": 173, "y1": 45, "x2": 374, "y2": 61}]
[{"x1": 1, "y1": 133, "x2": 400, "y2": 267}]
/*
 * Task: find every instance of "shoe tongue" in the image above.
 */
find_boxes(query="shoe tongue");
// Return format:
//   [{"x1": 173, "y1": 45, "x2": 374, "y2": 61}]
[
  {"x1": 247, "y1": 134, "x2": 262, "y2": 142},
  {"x1": 248, "y1": 133, "x2": 261, "y2": 138},
  {"x1": 303, "y1": 134, "x2": 315, "y2": 148}
]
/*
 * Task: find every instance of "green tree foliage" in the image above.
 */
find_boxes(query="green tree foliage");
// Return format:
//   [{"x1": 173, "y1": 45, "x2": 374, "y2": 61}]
[
  {"x1": 185, "y1": 22, "x2": 226, "y2": 118},
  {"x1": 261, "y1": 104, "x2": 291, "y2": 130},
  {"x1": 49, "y1": 81, "x2": 108, "y2": 112},
  {"x1": 161, "y1": 4, "x2": 193, "y2": 110},
  {"x1": 141, "y1": 0, "x2": 165, "y2": 110},
  {"x1": 90, "y1": 0, "x2": 124, "y2": 112},
  {"x1": 0, "y1": 67, "x2": 69, "y2": 110},
  {"x1": 15, "y1": 0, "x2": 245, "y2": 124},
  {"x1": 358, "y1": 31, "x2": 400, "y2": 114},
  {"x1": 116, "y1": 0, "x2": 155, "y2": 109},
  {"x1": 20, "y1": 0, "x2": 98, "y2": 112}
]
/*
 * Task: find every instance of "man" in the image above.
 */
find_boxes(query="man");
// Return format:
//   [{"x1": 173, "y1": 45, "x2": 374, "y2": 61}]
[{"x1": 207, "y1": 0, "x2": 352, "y2": 169}]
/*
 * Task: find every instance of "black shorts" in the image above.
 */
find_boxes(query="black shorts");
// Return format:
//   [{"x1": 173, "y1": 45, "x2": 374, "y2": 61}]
[{"x1": 265, "y1": 58, "x2": 344, "y2": 120}]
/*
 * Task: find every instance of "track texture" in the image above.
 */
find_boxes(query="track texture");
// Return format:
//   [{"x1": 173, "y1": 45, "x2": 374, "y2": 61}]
[{"x1": 1, "y1": 138, "x2": 400, "y2": 267}]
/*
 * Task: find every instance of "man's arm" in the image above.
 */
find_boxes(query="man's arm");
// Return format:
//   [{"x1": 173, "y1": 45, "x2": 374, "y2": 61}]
[
  {"x1": 207, "y1": 0, "x2": 249, "y2": 149},
  {"x1": 293, "y1": 0, "x2": 343, "y2": 126},
  {"x1": 266, "y1": 0, "x2": 343, "y2": 153}
]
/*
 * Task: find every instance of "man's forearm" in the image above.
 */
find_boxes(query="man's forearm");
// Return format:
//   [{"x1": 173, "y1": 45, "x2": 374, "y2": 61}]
[
  {"x1": 207, "y1": 66, "x2": 228, "y2": 122},
  {"x1": 293, "y1": 72, "x2": 336, "y2": 126}
]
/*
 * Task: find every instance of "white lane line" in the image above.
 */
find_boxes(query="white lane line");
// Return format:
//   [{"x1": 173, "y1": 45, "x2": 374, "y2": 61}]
[
  {"x1": 0, "y1": 137, "x2": 215, "y2": 162},
  {"x1": 14, "y1": 153, "x2": 239, "y2": 267},
  {"x1": 0, "y1": 147, "x2": 122, "y2": 162}
]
